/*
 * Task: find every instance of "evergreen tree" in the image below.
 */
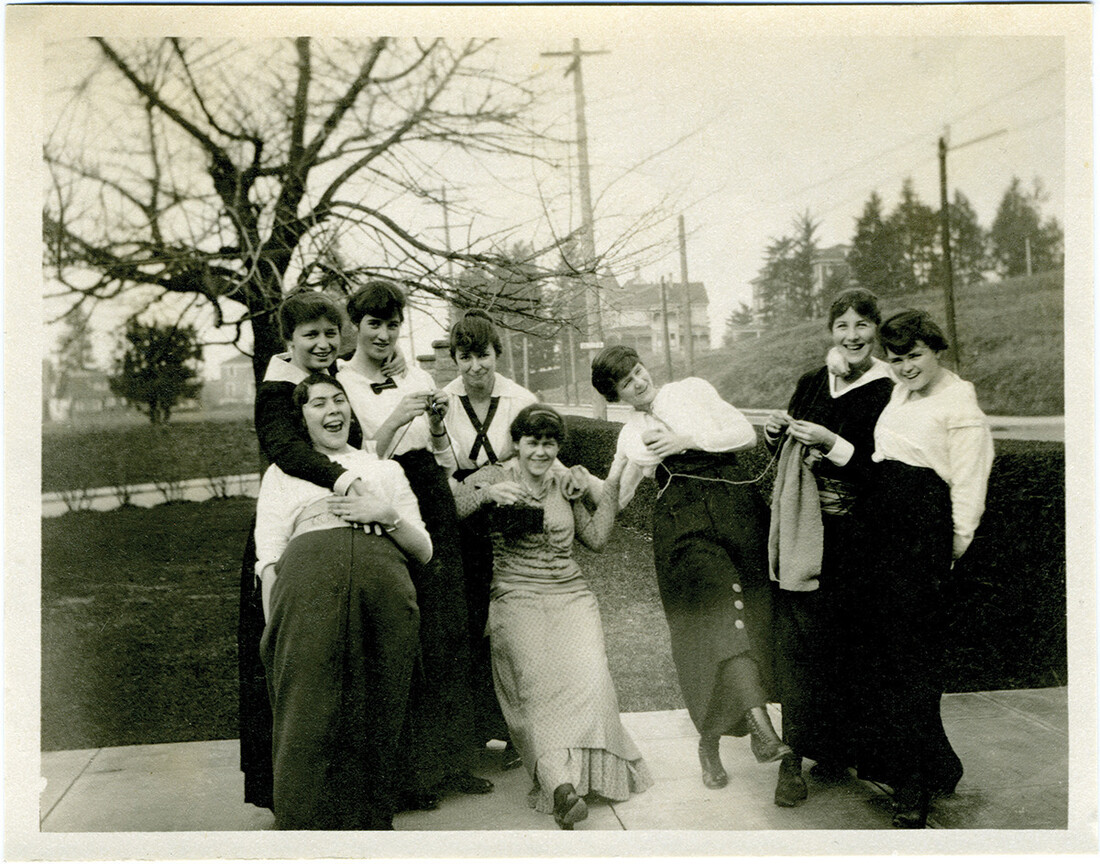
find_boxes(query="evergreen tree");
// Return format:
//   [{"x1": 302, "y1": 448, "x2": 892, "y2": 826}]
[
  {"x1": 940, "y1": 190, "x2": 988, "y2": 287},
  {"x1": 722, "y1": 301, "x2": 755, "y2": 346},
  {"x1": 109, "y1": 320, "x2": 202, "y2": 424},
  {"x1": 887, "y1": 178, "x2": 939, "y2": 293},
  {"x1": 990, "y1": 177, "x2": 1064, "y2": 277},
  {"x1": 848, "y1": 191, "x2": 905, "y2": 297},
  {"x1": 754, "y1": 212, "x2": 819, "y2": 325}
]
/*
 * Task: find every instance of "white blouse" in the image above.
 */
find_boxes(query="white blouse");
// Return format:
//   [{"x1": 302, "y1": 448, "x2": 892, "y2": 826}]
[
  {"x1": 255, "y1": 447, "x2": 430, "y2": 579},
  {"x1": 442, "y1": 373, "x2": 537, "y2": 471},
  {"x1": 337, "y1": 361, "x2": 454, "y2": 469},
  {"x1": 613, "y1": 377, "x2": 757, "y2": 507},
  {"x1": 872, "y1": 371, "x2": 994, "y2": 557}
]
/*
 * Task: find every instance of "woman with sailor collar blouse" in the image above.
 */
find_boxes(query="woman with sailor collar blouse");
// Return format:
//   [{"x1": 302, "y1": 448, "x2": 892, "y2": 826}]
[
  {"x1": 591, "y1": 346, "x2": 788, "y2": 803},
  {"x1": 336, "y1": 280, "x2": 492, "y2": 810}
]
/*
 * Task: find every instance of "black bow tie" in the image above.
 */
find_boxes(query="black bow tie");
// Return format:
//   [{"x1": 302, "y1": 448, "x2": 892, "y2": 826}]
[{"x1": 370, "y1": 377, "x2": 397, "y2": 394}]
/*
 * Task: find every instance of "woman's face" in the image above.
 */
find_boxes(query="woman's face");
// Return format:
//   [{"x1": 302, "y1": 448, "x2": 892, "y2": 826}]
[
  {"x1": 830, "y1": 307, "x2": 877, "y2": 371},
  {"x1": 456, "y1": 345, "x2": 498, "y2": 393},
  {"x1": 516, "y1": 434, "x2": 559, "y2": 478},
  {"x1": 287, "y1": 317, "x2": 341, "y2": 373},
  {"x1": 356, "y1": 314, "x2": 403, "y2": 364},
  {"x1": 613, "y1": 362, "x2": 656, "y2": 409},
  {"x1": 301, "y1": 381, "x2": 352, "y2": 454},
  {"x1": 887, "y1": 340, "x2": 944, "y2": 394}
]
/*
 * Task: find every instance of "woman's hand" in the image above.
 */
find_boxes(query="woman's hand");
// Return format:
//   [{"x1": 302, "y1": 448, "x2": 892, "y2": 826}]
[
  {"x1": 328, "y1": 492, "x2": 397, "y2": 528},
  {"x1": 381, "y1": 350, "x2": 407, "y2": 378},
  {"x1": 260, "y1": 564, "x2": 276, "y2": 623},
  {"x1": 562, "y1": 464, "x2": 593, "y2": 500},
  {"x1": 391, "y1": 390, "x2": 434, "y2": 426},
  {"x1": 426, "y1": 390, "x2": 450, "y2": 435},
  {"x1": 765, "y1": 410, "x2": 793, "y2": 439},
  {"x1": 641, "y1": 428, "x2": 692, "y2": 459},
  {"x1": 485, "y1": 481, "x2": 527, "y2": 506},
  {"x1": 787, "y1": 419, "x2": 837, "y2": 451}
]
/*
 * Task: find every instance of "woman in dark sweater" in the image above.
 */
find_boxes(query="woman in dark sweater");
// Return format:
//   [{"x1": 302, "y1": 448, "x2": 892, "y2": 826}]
[{"x1": 763, "y1": 288, "x2": 894, "y2": 807}]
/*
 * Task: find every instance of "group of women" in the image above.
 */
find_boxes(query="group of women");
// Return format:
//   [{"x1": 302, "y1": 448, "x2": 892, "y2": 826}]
[{"x1": 239, "y1": 280, "x2": 993, "y2": 832}]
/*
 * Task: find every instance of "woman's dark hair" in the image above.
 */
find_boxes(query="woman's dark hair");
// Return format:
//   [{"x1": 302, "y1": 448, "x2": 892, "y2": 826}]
[
  {"x1": 291, "y1": 372, "x2": 347, "y2": 438},
  {"x1": 510, "y1": 403, "x2": 567, "y2": 444},
  {"x1": 879, "y1": 309, "x2": 949, "y2": 355},
  {"x1": 827, "y1": 288, "x2": 882, "y2": 329},
  {"x1": 449, "y1": 309, "x2": 503, "y2": 360},
  {"x1": 278, "y1": 290, "x2": 344, "y2": 342},
  {"x1": 346, "y1": 280, "x2": 406, "y2": 327},
  {"x1": 591, "y1": 345, "x2": 641, "y2": 402}
]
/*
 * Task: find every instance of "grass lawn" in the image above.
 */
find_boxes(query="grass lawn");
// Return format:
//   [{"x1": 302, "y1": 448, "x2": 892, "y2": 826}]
[{"x1": 41, "y1": 499, "x2": 679, "y2": 752}]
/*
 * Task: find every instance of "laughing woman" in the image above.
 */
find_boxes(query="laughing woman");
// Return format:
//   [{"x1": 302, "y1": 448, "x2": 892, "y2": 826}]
[
  {"x1": 762, "y1": 289, "x2": 894, "y2": 807},
  {"x1": 854, "y1": 310, "x2": 994, "y2": 828},
  {"x1": 453, "y1": 404, "x2": 652, "y2": 829},
  {"x1": 256, "y1": 373, "x2": 431, "y2": 829},
  {"x1": 592, "y1": 347, "x2": 787, "y2": 796}
]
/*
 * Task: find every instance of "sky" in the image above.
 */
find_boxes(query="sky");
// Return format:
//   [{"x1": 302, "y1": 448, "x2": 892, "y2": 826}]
[{"x1": 39, "y1": 11, "x2": 1069, "y2": 375}]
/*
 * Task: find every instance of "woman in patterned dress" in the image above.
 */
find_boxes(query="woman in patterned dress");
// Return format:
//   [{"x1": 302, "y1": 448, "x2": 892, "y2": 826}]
[{"x1": 454, "y1": 404, "x2": 652, "y2": 829}]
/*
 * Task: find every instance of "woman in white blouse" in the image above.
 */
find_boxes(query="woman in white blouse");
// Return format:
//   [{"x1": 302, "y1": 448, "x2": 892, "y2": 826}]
[
  {"x1": 853, "y1": 310, "x2": 994, "y2": 828},
  {"x1": 592, "y1": 346, "x2": 789, "y2": 798},
  {"x1": 255, "y1": 373, "x2": 431, "y2": 830},
  {"x1": 336, "y1": 280, "x2": 492, "y2": 808}
]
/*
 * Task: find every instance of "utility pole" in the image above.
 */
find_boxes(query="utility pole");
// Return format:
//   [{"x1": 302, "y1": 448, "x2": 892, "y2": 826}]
[
  {"x1": 938, "y1": 126, "x2": 1006, "y2": 373},
  {"x1": 542, "y1": 39, "x2": 609, "y2": 419},
  {"x1": 678, "y1": 215, "x2": 694, "y2": 375},
  {"x1": 660, "y1": 275, "x2": 674, "y2": 381}
]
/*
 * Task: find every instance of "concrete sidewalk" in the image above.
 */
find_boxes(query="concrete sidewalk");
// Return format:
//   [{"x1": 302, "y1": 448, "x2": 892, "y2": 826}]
[{"x1": 40, "y1": 688, "x2": 1066, "y2": 832}]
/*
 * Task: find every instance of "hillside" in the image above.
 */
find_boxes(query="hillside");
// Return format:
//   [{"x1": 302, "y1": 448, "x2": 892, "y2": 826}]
[{"x1": 692, "y1": 270, "x2": 1064, "y2": 416}]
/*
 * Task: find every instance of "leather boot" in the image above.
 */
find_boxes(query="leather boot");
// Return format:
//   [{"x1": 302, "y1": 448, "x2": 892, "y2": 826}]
[
  {"x1": 745, "y1": 706, "x2": 793, "y2": 764},
  {"x1": 774, "y1": 754, "x2": 807, "y2": 807},
  {"x1": 698, "y1": 736, "x2": 728, "y2": 789},
  {"x1": 892, "y1": 782, "x2": 931, "y2": 829}
]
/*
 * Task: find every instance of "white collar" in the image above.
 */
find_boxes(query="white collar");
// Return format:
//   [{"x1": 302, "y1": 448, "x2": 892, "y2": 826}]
[
  {"x1": 829, "y1": 357, "x2": 893, "y2": 398},
  {"x1": 262, "y1": 352, "x2": 309, "y2": 385}
]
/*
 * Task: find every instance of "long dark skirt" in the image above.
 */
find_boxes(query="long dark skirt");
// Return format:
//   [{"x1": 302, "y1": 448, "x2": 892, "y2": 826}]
[
  {"x1": 392, "y1": 448, "x2": 478, "y2": 792},
  {"x1": 651, "y1": 452, "x2": 775, "y2": 738},
  {"x1": 260, "y1": 528, "x2": 419, "y2": 830},
  {"x1": 456, "y1": 505, "x2": 510, "y2": 743},
  {"x1": 774, "y1": 512, "x2": 860, "y2": 764},
  {"x1": 850, "y1": 460, "x2": 963, "y2": 792},
  {"x1": 238, "y1": 516, "x2": 273, "y2": 809}
]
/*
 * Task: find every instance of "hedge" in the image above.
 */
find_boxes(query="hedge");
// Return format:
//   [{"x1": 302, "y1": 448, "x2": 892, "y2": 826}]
[{"x1": 559, "y1": 415, "x2": 1066, "y2": 693}]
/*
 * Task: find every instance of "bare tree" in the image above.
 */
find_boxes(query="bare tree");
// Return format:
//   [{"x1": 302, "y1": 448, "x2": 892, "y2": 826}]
[{"x1": 44, "y1": 37, "x2": 624, "y2": 384}]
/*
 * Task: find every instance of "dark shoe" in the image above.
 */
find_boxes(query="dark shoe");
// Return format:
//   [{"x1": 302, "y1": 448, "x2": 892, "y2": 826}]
[
  {"x1": 501, "y1": 741, "x2": 523, "y2": 771},
  {"x1": 698, "y1": 736, "x2": 729, "y2": 789},
  {"x1": 808, "y1": 759, "x2": 850, "y2": 784},
  {"x1": 745, "y1": 706, "x2": 793, "y2": 764},
  {"x1": 394, "y1": 788, "x2": 440, "y2": 812},
  {"x1": 552, "y1": 783, "x2": 588, "y2": 830},
  {"x1": 774, "y1": 754, "x2": 807, "y2": 807},
  {"x1": 932, "y1": 766, "x2": 963, "y2": 797},
  {"x1": 441, "y1": 771, "x2": 494, "y2": 795},
  {"x1": 892, "y1": 784, "x2": 931, "y2": 829}
]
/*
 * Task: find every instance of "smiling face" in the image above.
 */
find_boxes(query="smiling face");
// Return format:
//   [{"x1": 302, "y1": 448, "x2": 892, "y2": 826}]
[
  {"x1": 887, "y1": 340, "x2": 945, "y2": 395},
  {"x1": 287, "y1": 317, "x2": 342, "y2": 373},
  {"x1": 356, "y1": 314, "x2": 403, "y2": 365},
  {"x1": 456, "y1": 345, "x2": 498, "y2": 395},
  {"x1": 301, "y1": 381, "x2": 352, "y2": 454},
  {"x1": 830, "y1": 306, "x2": 877, "y2": 372},
  {"x1": 515, "y1": 434, "x2": 559, "y2": 479},
  {"x1": 613, "y1": 363, "x2": 656, "y2": 409}
]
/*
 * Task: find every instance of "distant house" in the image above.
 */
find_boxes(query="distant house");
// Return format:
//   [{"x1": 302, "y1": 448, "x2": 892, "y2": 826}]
[
  {"x1": 205, "y1": 354, "x2": 256, "y2": 406},
  {"x1": 46, "y1": 366, "x2": 123, "y2": 420},
  {"x1": 600, "y1": 272, "x2": 711, "y2": 356}
]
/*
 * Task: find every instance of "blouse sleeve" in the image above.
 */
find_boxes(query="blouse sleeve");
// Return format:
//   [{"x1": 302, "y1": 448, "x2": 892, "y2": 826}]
[
  {"x1": 946, "y1": 414, "x2": 995, "y2": 558},
  {"x1": 255, "y1": 381, "x2": 356, "y2": 494},
  {"x1": 453, "y1": 464, "x2": 506, "y2": 519},
  {"x1": 380, "y1": 461, "x2": 433, "y2": 564},
  {"x1": 254, "y1": 466, "x2": 297, "y2": 580},
  {"x1": 574, "y1": 467, "x2": 623, "y2": 552},
  {"x1": 679, "y1": 378, "x2": 757, "y2": 452}
]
